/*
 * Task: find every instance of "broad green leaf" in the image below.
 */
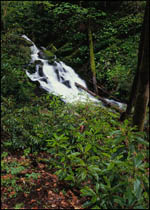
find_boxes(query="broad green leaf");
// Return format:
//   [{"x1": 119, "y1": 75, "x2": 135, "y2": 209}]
[
  {"x1": 103, "y1": 176, "x2": 111, "y2": 188},
  {"x1": 101, "y1": 152, "x2": 111, "y2": 158},
  {"x1": 72, "y1": 157, "x2": 85, "y2": 166},
  {"x1": 136, "y1": 137, "x2": 149, "y2": 146},
  {"x1": 92, "y1": 172, "x2": 99, "y2": 181},
  {"x1": 77, "y1": 144, "x2": 83, "y2": 152},
  {"x1": 25, "y1": 172, "x2": 40, "y2": 179},
  {"x1": 91, "y1": 195, "x2": 97, "y2": 204},
  {"x1": 87, "y1": 156, "x2": 100, "y2": 162},
  {"x1": 80, "y1": 170, "x2": 87, "y2": 180},
  {"x1": 68, "y1": 152, "x2": 80, "y2": 159},
  {"x1": 110, "y1": 130, "x2": 122, "y2": 135},
  {"x1": 65, "y1": 175, "x2": 75, "y2": 182},
  {"x1": 61, "y1": 157, "x2": 65, "y2": 162},
  {"x1": 99, "y1": 183, "x2": 107, "y2": 191},
  {"x1": 82, "y1": 200, "x2": 93, "y2": 208},
  {"x1": 80, "y1": 186, "x2": 96, "y2": 197},
  {"x1": 55, "y1": 169, "x2": 62, "y2": 176},
  {"x1": 11, "y1": 166, "x2": 25, "y2": 175},
  {"x1": 114, "y1": 136, "x2": 125, "y2": 144},
  {"x1": 88, "y1": 165, "x2": 101, "y2": 173},
  {"x1": 2, "y1": 152, "x2": 8, "y2": 158},
  {"x1": 107, "y1": 161, "x2": 115, "y2": 170},
  {"x1": 125, "y1": 189, "x2": 134, "y2": 206},
  {"x1": 85, "y1": 143, "x2": 92, "y2": 153},
  {"x1": 134, "y1": 154, "x2": 143, "y2": 168},
  {"x1": 95, "y1": 183, "x2": 100, "y2": 193},
  {"x1": 134, "y1": 179, "x2": 142, "y2": 199},
  {"x1": 92, "y1": 205, "x2": 100, "y2": 209}
]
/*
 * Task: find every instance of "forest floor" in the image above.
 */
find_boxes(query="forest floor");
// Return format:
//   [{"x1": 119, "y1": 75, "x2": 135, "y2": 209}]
[{"x1": 1, "y1": 152, "x2": 87, "y2": 209}]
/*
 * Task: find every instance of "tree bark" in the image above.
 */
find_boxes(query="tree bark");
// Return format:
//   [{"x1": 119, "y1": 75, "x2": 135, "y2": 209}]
[
  {"x1": 120, "y1": 0, "x2": 149, "y2": 121},
  {"x1": 75, "y1": 82, "x2": 124, "y2": 113},
  {"x1": 88, "y1": 20, "x2": 98, "y2": 94},
  {"x1": 2, "y1": 1, "x2": 9, "y2": 30},
  {"x1": 132, "y1": 0, "x2": 149, "y2": 131}
]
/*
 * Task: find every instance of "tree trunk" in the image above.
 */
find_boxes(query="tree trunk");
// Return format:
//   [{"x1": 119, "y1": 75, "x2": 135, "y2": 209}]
[
  {"x1": 88, "y1": 20, "x2": 98, "y2": 94},
  {"x1": 2, "y1": 1, "x2": 9, "y2": 31},
  {"x1": 132, "y1": 0, "x2": 149, "y2": 131},
  {"x1": 75, "y1": 82, "x2": 124, "y2": 113},
  {"x1": 133, "y1": 83, "x2": 149, "y2": 131},
  {"x1": 120, "y1": 0, "x2": 149, "y2": 121}
]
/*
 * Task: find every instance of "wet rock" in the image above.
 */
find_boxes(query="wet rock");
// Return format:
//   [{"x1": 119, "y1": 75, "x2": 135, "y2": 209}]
[
  {"x1": 38, "y1": 51, "x2": 46, "y2": 59},
  {"x1": 62, "y1": 80, "x2": 71, "y2": 88},
  {"x1": 55, "y1": 69, "x2": 60, "y2": 81},
  {"x1": 40, "y1": 78, "x2": 48, "y2": 83},
  {"x1": 60, "y1": 76, "x2": 64, "y2": 81},
  {"x1": 34, "y1": 86, "x2": 47, "y2": 96},
  {"x1": 28, "y1": 63, "x2": 36, "y2": 74},
  {"x1": 63, "y1": 67, "x2": 67, "y2": 73},
  {"x1": 34, "y1": 60, "x2": 43, "y2": 65},
  {"x1": 38, "y1": 66, "x2": 44, "y2": 77}
]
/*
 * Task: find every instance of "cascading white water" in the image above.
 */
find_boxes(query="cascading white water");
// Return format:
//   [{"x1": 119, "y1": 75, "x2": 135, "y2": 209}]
[{"x1": 22, "y1": 35, "x2": 126, "y2": 109}]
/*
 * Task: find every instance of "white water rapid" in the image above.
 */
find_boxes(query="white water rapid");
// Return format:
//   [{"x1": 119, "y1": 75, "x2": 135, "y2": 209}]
[{"x1": 22, "y1": 35, "x2": 126, "y2": 109}]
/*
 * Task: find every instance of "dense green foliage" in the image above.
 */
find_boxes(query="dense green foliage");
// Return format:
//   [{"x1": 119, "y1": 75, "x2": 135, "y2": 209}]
[
  {"x1": 2, "y1": 95, "x2": 149, "y2": 209},
  {"x1": 1, "y1": 1, "x2": 146, "y2": 101},
  {"x1": 1, "y1": 1, "x2": 149, "y2": 209}
]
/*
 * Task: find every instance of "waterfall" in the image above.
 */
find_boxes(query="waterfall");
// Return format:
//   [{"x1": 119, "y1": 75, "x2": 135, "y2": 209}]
[{"x1": 22, "y1": 35, "x2": 126, "y2": 109}]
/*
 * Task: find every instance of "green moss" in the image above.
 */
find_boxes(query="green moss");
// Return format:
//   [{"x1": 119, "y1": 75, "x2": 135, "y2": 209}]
[
  {"x1": 88, "y1": 26, "x2": 96, "y2": 76},
  {"x1": 47, "y1": 43, "x2": 57, "y2": 53}
]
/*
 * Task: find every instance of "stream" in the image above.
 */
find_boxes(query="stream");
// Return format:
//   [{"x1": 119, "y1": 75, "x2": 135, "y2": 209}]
[{"x1": 22, "y1": 35, "x2": 126, "y2": 110}]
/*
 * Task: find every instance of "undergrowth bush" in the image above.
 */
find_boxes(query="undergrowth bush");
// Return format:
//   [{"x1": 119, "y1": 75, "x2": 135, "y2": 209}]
[
  {"x1": 1, "y1": 94, "x2": 149, "y2": 209},
  {"x1": 1, "y1": 31, "x2": 35, "y2": 102}
]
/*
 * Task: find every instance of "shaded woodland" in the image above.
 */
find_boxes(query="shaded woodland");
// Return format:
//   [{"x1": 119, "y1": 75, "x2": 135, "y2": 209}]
[{"x1": 1, "y1": 1, "x2": 149, "y2": 209}]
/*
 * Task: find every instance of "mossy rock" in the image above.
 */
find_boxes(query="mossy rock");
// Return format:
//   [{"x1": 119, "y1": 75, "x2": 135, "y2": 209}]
[
  {"x1": 34, "y1": 60, "x2": 43, "y2": 66},
  {"x1": 47, "y1": 43, "x2": 57, "y2": 53},
  {"x1": 38, "y1": 51, "x2": 47, "y2": 59},
  {"x1": 42, "y1": 49, "x2": 57, "y2": 64},
  {"x1": 43, "y1": 49, "x2": 54, "y2": 58}
]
